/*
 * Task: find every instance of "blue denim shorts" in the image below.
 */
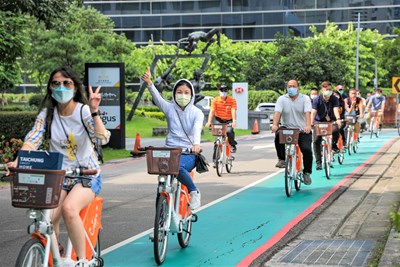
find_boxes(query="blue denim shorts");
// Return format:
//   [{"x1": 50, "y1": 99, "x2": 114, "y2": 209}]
[{"x1": 62, "y1": 173, "x2": 102, "y2": 196}]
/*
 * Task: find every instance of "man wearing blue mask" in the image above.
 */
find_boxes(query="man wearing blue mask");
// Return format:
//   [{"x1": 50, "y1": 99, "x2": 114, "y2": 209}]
[
  {"x1": 271, "y1": 80, "x2": 313, "y2": 185},
  {"x1": 311, "y1": 81, "x2": 342, "y2": 170}
]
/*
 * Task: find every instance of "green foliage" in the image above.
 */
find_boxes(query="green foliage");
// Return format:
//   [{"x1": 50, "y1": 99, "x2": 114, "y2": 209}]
[
  {"x1": 0, "y1": 135, "x2": 23, "y2": 164},
  {"x1": 0, "y1": 111, "x2": 37, "y2": 140},
  {"x1": 25, "y1": 4, "x2": 135, "y2": 86},
  {"x1": 28, "y1": 94, "x2": 45, "y2": 107},
  {"x1": 390, "y1": 208, "x2": 400, "y2": 232}
]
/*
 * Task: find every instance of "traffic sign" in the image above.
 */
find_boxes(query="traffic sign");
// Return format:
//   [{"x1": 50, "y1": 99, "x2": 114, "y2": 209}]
[{"x1": 392, "y1": 77, "x2": 400, "y2": 94}]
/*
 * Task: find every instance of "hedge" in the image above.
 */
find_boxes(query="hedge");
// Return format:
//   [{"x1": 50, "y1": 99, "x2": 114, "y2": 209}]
[{"x1": 0, "y1": 111, "x2": 37, "y2": 140}]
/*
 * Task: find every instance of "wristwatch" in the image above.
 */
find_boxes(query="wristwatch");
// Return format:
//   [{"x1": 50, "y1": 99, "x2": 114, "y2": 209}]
[{"x1": 91, "y1": 110, "x2": 100, "y2": 117}]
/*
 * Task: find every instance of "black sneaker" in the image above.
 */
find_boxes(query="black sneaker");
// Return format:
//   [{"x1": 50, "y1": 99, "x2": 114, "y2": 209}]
[
  {"x1": 316, "y1": 163, "x2": 322, "y2": 170},
  {"x1": 231, "y1": 145, "x2": 237, "y2": 153}
]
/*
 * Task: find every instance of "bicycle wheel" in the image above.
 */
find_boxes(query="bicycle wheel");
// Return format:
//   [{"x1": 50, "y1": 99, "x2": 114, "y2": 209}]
[
  {"x1": 347, "y1": 132, "x2": 352, "y2": 156},
  {"x1": 226, "y1": 156, "x2": 233, "y2": 173},
  {"x1": 154, "y1": 195, "x2": 169, "y2": 265},
  {"x1": 215, "y1": 145, "x2": 223, "y2": 177},
  {"x1": 15, "y1": 238, "x2": 46, "y2": 267},
  {"x1": 338, "y1": 152, "x2": 344, "y2": 165},
  {"x1": 370, "y1": 120, "x2": 374, "y2": 139},
  {"x1": 177, "y1": 216, "x2": 193, "y2": 248},
  {"x1": 93, "y1": 232, "x2": 104, "y2": 267},
  {"x1": 323, "y1": 146, "x2": 330, "y2": 179},
  {"x1": 353, "y1": 140, "x2": 358, "y2": 153},
  {"x1": 284, "y1": 156, "x2": 293, "y2": 197},
  {"x1": 294, "y1": 173, "x2": 301, "y2": 191}
]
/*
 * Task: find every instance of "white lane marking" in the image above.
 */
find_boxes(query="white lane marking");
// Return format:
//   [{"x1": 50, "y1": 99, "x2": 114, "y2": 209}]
[
  {"x1": 253, "y1": 144, "x2": 275, "y2": 150},
  {"x1": 102, "y1": 169, "x2": 284, "y2": 255}
]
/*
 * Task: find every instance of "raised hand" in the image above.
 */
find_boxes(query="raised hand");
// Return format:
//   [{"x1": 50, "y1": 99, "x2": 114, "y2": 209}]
[
  {"x1": 141, "y1": 68, "x2": 153, "y2": 87},
  {"x1": 88, "y1": 85, "x2": 102, "y2": 112}
]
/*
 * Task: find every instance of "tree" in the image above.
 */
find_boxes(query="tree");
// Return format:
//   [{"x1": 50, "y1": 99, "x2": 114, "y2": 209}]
[
  {"x1": 0, "y1": 11, "x2": 29, "y2": 105},
  {"x1": 25, "y1": 5, "x2": 135, "y2": 88}
]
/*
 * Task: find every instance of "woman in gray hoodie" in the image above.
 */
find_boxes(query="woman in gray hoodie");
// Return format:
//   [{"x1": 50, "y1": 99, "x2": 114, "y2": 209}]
[{"x1": 141, "y1": 69, "x2": 203, "y2": 210}]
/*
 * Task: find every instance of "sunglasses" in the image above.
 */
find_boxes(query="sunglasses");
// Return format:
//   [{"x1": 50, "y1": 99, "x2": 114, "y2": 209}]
[
  {"x1": 220, "y1": 89, "x2": 228, "y2": 92},
  {"x1": 51, "y1": 80, "x2": 74, "y2": 88}
]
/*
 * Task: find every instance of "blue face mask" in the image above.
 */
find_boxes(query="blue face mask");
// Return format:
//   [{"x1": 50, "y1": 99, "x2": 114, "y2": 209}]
[
  {"x1": 52, "y1": 86, "x2": 74, "y2": 104},
  {"x1": 287, "y1": 87, "x2": 298, "y2": 96}
]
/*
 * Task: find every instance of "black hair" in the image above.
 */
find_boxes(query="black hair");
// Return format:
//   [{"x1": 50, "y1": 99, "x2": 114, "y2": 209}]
[{"x1": 39, "y1": 66, "x2": 89, "y2": 140}]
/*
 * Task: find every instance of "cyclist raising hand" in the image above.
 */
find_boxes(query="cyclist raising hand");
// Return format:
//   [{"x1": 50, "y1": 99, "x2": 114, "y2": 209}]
[{"x1": 141, "y1": 69, "x2": 203, "y2": 210}]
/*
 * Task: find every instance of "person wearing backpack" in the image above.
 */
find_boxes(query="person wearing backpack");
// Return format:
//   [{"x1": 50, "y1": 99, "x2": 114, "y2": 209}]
[{"x1": 6, "y1": 66, "x2": 110, "y2": 266}]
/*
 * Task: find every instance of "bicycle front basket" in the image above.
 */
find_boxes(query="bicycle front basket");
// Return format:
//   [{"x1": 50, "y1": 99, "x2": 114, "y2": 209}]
[
  {"x1": 211, "y1": 123, "x2": 227, "y2": 136},
  {"x1": 10, "y1": 168, "x2": 66, "y2": 209},
  {"x1": 345, "y1": 115, "x2": 357, "y2": 125},
  {"x1": 314, "y1": 122, "x2": 333, "y2": 136},
  {"x1": 146, "y1": 147, "x2": 182, "y2": 175},
  {"x1": 279, "y1": 129, "x2": 300, "y2": 144}
]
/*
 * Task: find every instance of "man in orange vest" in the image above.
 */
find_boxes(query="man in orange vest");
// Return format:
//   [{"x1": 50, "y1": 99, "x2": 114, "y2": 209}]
[{"x1": 205, "y1": 84, "x2": 238, "y2": 152}]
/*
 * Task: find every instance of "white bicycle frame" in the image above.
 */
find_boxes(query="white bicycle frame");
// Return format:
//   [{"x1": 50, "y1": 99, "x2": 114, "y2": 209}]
[
  {"x1": 285, "y1": 144, "x2": 297, "y2": 178},
  {"x1": 24, "y1": 207, "x2": 100, "y2": 267},
  {"x1": 215, "y1": 136, "x2": 229, "y2": 165}
]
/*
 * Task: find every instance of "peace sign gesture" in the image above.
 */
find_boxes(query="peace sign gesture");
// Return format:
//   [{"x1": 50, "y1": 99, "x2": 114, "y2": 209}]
[{"x1": 88, "y1": 85, "x2": 102, "y2": 112}]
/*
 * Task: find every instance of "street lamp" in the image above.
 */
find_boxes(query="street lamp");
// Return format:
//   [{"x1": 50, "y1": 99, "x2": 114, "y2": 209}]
[{"x1": 373, "y1": 40, "x2": 378, "y2": 90}]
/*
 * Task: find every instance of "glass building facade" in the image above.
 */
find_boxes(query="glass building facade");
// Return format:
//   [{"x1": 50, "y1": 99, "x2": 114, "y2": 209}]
[{"x1": 84, "y1": 0, "x2": 400, "y2": 45}]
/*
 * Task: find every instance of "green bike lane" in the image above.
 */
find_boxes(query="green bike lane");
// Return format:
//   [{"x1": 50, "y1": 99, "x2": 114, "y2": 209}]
[{"x1": 103, "y1": 133, "x2": 397, "y2": 267}]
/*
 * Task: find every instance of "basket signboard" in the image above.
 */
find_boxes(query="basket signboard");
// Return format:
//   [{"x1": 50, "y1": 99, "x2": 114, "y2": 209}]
[
  {"x1": 279, "y1": 129, "x2": 300, "y2": 144},
  {"x1": 211, "y1": 124, "x2": 227, "y2": 136},
  {"x1": 314, "y1": 122, "x2": 333, "y2": 136},
  {"x1": 10, "y1": 168, "x2": 65, "y2": 209},
  {"x1": 146, "y1": 147, "x2": 182, "y2": 175}
]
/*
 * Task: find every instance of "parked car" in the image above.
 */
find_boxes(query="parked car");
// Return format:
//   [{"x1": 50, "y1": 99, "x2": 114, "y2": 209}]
[
  {"x1": 196, "y1": 95, "x2": 213, "y2": 110},
  {"x1": 255, "y1": 102, "x2": 276, "y2": 124}
]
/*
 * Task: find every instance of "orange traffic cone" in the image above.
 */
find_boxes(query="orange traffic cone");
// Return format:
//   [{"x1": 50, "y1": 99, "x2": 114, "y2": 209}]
[
  {"x1": 130, "y1": 133, "x2": 146, "y2": 157},
  {"x1": 251, "y1": 120, "x2": 260, "y2": 134}
]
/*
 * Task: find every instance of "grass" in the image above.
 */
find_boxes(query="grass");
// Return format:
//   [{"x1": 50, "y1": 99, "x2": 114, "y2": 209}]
[{"x1": 106, "y1": 115, "x2": 252, "y2": 161}]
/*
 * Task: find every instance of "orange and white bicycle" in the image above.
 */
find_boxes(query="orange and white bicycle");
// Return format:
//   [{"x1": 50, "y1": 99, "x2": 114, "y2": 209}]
[
  {"x1": 9, "y1": 167, "x2": 103, "y2": 267},
  {"x1": 142, "y1": 147, "x2": 198, "y2": 265},
  {"x1": 211, "y1": 123, "x2": 234, "y2": 177},
  {"x1": 278, "y1": 128, "x2": 304, "y2": 197}
]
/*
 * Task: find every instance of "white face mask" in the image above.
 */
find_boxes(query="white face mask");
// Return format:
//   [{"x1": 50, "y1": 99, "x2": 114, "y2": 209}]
[
  {"x1": 220, "y1": 92, "x2": 228, "y2": 97},
  {"x1": 323, "y1": 90, "x2": 333, "y2": 97},
  {"x1": 175, "y1": 93, "x2": 191, "y2": 107},
  {"x1": 375, "y1": 93, "x2": 381, "y2": 97},
  {"x1": 310, "y1": 94, "x2": 318, "y2": 100}
]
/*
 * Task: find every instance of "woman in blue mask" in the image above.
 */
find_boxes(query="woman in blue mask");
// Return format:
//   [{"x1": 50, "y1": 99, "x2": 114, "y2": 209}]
[{"x1": 6, "y1": 66, "x2": 110, "y2": 266}]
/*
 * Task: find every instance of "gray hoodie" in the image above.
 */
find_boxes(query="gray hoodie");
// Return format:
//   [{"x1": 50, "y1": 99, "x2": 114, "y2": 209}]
[{"x1": 148, "y1": 79, "x2": 204, "y2": 149}]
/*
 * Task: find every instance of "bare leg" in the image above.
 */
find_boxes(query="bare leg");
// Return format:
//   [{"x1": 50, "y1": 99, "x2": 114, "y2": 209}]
[{"x1": 62, "y1": 184, "x2": 95, "y2": 260}]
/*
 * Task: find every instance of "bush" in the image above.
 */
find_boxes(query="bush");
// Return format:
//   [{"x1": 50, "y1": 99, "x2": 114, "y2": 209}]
[
  {"x1": 0, "y1": 135, "x2": 23, "y2": 164},
  {"x1": 0, "y1": 111, "x2": 37, "y2": 140},
  {"x1": 29, "y1": 94, "x2": 45, "y2": 107}
]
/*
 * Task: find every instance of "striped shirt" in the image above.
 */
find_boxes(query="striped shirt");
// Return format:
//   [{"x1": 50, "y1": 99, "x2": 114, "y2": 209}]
[{"x1": 210, "y1": 96, "x2": 237, "y2": 120}]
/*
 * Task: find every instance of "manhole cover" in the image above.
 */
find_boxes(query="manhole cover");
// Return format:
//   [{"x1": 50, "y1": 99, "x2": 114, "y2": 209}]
[{"x1": 279, "y1": 240, "x2": 375, "y2": 266}]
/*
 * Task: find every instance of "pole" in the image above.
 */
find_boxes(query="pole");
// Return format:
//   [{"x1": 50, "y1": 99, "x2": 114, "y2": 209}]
[{"x1": 355, "y1": 13, "x2": 360, "y2": 90}]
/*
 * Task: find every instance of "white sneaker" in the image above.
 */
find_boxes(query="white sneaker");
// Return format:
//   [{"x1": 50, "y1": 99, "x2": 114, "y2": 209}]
[
  {"x1": 189, "y1": 190, "x2": 201, "y2": 210},
  {"x1": 75, "y1": 258, "x2": 89, "y2": 267}
]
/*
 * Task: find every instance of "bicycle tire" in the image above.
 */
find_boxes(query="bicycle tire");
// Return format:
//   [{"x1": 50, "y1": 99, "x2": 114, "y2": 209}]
[
  {"x1": 93, "y1": 232, "x2": 104, "y2": 267},
  {"x1": 294, "y1": 173, "x2": 301, "y2": 191},
  {"x1": 226, "y1": 157, "x2": 233, "y2": 173},
  {"x1": 353, "y1": 141, "x2": 358, "y2": 153},
  {"x1": 323, "y1": 146, "x2": 331, "y2": 179},
  {"x1": 338, "y1": 152, "x2": 344, "y2": 165},
  {"x1": 215, "y1": 145, "x2": 223, "y2": 177},
  {"x1": 347, "y1": 131, "x2": 352, "y2": 156},
  {"x1": 177, "y1": 215, "x2": 192, "y2": 248},
  {"x1": 154, "y1": 195, "x2": 169, "y2": 265},
  {"x1": 370, "y1": 121, "x2": 374, "y2": 139},
  {"x1": 15, "y1": 238, "x2": 46, "y2": 267},
  {"x1": 284, "y1": 156, "x2": 293, "y2": 197}
]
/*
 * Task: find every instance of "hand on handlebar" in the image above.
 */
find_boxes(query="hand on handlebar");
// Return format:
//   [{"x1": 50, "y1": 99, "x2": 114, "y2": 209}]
[
  {"x1": 192, "y1": 144, "x2": 201, "y2": 154},
  {"x1": 205, "y1": 122, "x2": 211, "y2": 128},
  {"x1": 271, "y1": 125, "x2": 279, "y2": 133},
  {"x1": 5, "y1": 160, "x2": 17, "y2": 176}
]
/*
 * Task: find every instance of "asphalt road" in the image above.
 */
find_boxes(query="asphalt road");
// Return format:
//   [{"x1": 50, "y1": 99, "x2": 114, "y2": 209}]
[{"x1": 0, "y1": 132, "x2": 277, "y2": 266}]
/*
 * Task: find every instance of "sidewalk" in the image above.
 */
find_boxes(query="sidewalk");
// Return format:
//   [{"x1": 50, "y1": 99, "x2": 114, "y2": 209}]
[{"x1": 252, "y1": 136, "x2": 400, "y2": 267}]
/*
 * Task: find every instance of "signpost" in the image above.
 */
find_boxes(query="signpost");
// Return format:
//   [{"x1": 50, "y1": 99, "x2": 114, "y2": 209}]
[{"x1": 85, "y1": 63, "x2": 125, "y2": 149}]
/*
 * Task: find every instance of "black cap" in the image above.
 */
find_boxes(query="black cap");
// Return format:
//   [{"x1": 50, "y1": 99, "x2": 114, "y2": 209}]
[{"x1": 218, "y1": 84, "x2": 229, "y2": 90}]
